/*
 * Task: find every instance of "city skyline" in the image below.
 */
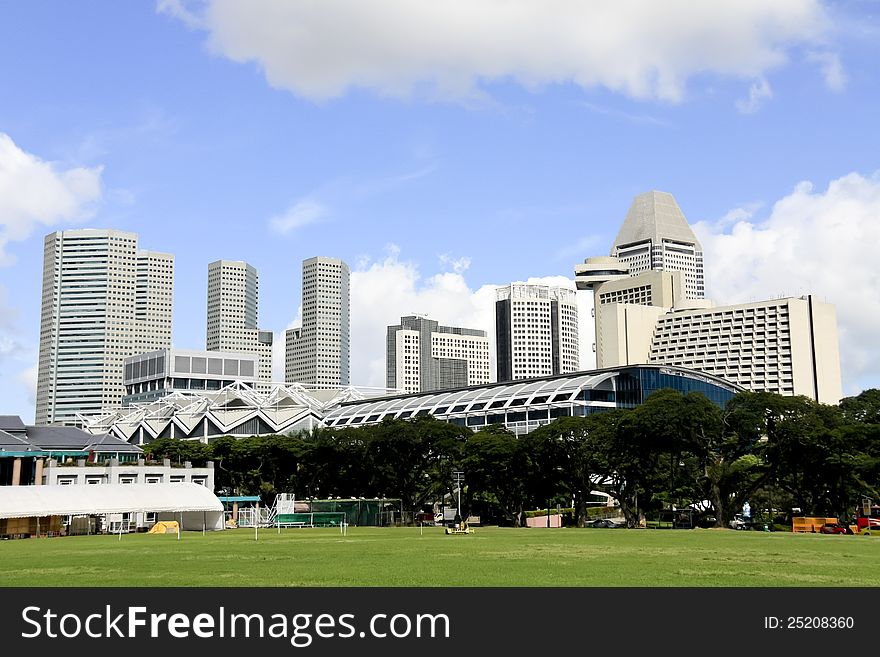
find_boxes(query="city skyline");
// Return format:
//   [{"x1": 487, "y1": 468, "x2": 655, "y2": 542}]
[{"x1": 2, "y1": 2, "x2": 879, "y2": 422}]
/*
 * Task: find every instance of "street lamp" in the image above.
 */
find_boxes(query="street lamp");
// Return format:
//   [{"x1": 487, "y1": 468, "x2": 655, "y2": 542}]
[{"x1": 452, "y1": 471, "x2": 465, "y2": 520}]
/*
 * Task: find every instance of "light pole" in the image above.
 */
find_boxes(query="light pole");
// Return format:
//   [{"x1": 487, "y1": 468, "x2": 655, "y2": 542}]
[{"x1": 453, "y1": 471, "x2": 465, "y2": 523}]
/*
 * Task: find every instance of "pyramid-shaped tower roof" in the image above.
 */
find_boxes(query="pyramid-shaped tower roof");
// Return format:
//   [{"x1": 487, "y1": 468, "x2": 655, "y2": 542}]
[{"x1": 611, "y1": 191, "x2": 701, "y2": 252}]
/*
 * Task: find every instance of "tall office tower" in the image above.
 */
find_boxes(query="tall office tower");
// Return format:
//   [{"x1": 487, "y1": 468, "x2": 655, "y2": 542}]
[
  {"x1": 134, "y1": 251, "x2": 174, "y2": 354},
  {"x1": 35, "y1": 229, "x2": 174, "y2": 426},
  {"x1": 495, "y1": 284, "x2": 579, "y2": 382},
  {"x1": 206, "y1": 260, "x2": 273, "y2": 387},
  {"x1": 386, "y1": 315, "x2": 490, "y2": 394},
  {"x1": 610, "y1": 191, "x2": 705, "y2": 300},
  {"x1": 286, "y1": 256, "x2": 350, "y2": 387}
]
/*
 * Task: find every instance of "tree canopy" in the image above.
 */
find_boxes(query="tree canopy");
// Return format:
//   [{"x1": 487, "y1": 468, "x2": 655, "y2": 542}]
[{"x1": 140, "y1": 388, "x2": 880, "y2": 527}]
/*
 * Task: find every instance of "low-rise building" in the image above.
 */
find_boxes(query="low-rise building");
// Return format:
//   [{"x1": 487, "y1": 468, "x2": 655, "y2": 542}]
[
  {"x1": 43, "y1": 457, "x2": 215, "y2": 490},
  {"x1": 123, "y1": 348, "x2": 260, "y2": 406}
]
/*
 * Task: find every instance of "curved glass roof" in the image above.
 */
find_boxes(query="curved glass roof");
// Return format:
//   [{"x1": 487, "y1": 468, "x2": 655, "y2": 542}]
[{"x1": 324, "y1": 365, "x2": 740, "y2": 428}]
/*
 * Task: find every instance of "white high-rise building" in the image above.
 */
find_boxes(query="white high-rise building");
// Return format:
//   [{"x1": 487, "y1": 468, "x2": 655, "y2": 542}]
[
  {"x1": 575, "y1": 191, "x2": 843, "y2": 404},
  {"x1": 495, "y1": 284, "x2": 579, "y2": 382},
  {"x1": 206, "y1": 260, "x2": 273, "y2": 388},
  {"x1": 610, "y1": 191, "x2": 705, "y2": 300},
  {"x1": 577, "y1": 269, "x2": 843, "y2": 405},
  {"x1": 386, "y1": 316, "x2": 490, "y2": 394},
  {"x1": 286, "y1": 256, "x2": 350, "y2": 387},
  {"x1": 35, "y1": 229, "x2": 174, "y2": 426},
  {"x1": 135, "y1": 250, "x2": 174, "y2": 354}
]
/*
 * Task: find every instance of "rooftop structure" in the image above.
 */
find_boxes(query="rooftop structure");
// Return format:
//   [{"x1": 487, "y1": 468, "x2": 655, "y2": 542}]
[
  {"x1": 324, "y1": 364, "x2": 741, "y2": 435},
  {"x1": 610, "y1": 191, "x2": 704, "y2": 300},
  {"x1": 81, "y1": 382, "x2": 395, "y2": 444}
]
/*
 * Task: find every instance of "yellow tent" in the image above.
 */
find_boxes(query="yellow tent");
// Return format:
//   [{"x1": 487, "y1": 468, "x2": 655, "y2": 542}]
[{"x1": 148, "y1": 521, "x2": 179, "y2": 534}]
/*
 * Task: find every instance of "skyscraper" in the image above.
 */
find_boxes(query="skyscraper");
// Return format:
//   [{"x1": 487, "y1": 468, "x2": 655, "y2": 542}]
[
  {"x1": 575, "y1": 192, "x2": 843, "y2": 404},
  {"x1": 495, "y1": 283, "x2": 579, "y2": 382},
  {"x1": 134, "y1": 250, "x2": 174, "y2": 354},
  {"x1": 386, "y1": 315, "x2": 490, "y2": 394},
  {"x1": 35, "y1": 229, "x2": 174, "y2": 426},
  {"x1": 286, "y1": 256, "x2": 350, "y2": 387},
  {"x1": 206, "y1": 260, "x2": 273, "y2": 387},
  {"x1": 610, "y1": 191, "x2": 704, "y2": 300}
]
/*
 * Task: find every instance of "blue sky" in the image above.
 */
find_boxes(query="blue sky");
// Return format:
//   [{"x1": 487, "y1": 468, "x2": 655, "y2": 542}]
[{"x1": 2, "y1": 1, "x2": 879, "y2": 422}]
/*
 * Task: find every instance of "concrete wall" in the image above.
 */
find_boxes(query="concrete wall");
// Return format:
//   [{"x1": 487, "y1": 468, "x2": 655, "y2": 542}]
[{"x1": 43, "y1": 458, "x2": 215, "y2": 491}]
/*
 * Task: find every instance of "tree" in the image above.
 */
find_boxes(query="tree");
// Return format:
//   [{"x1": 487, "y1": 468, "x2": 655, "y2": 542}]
[
  {"x1": 366, "y1": 416, "x2": 469, "y2": 524},
  {"x1": 840, "y1": 389, "x2": 880, "y2": 425},
  {"x1": 142, "y1": 437, "x2": 212, "y2": 464},
  {"x1": 524, "y1": 416, "x2": 602, "y2": 527},
  {"x1": 464, "y1": 425, "x2": 530, "y2": 526},
  {"x1": 757, "y1": 395, "x2": 852, "y2": 516},
  {"x1": 587, "y1": 409, "x2": 649, "y2": 528}
]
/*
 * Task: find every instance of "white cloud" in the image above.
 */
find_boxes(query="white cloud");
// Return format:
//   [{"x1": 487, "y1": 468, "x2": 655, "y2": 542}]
[
  {"x1": 156, "y1": 0, "x2": 206, "y2": 29},
  {"x1": 437, "y1": 253, "x2": 472, "y2": 275},
  {"x1": 0, "y1": 133, "x2": 103, "y2": 265},
  {"x1": 16, "y1": 365, "x2": 37, "y2": 406},
  {"x1": 0, "y1": 284, "x2": 37, "y2": 411},
  {"x1": 349, "y1": 247, "x2": 595, "y2": 388},
  {"x1": 807, "y1": 51, "x2": 847, "y2": 92},
  {"x1": 693, "y1": 172, "x2": 880, "y2": 395},
  {"x1": 715, "y1": 201, "x2": 764, "y2": 229},
  {"x1": 269, "y1": 199, "x2": 327, "y2": 235},
  {"x1": 164, "y1": 0, "x2": 832, "y2": 103},
  {"x1": 736, "y1": 77, "x2": 773, "y2": 114}
]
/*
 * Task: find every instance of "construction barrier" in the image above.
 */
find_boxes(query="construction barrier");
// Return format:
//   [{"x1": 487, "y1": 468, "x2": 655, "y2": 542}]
[{"x1": 791, "y1": 517, "x2": 837, "y2": 533}]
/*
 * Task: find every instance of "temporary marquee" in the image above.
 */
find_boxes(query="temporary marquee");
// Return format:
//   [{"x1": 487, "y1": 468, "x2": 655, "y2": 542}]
[{"x1": 0, "y1": 483, "x2": 225, "y2": 531}]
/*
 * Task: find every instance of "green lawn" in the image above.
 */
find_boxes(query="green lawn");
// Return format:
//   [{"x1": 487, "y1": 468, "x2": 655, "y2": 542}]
[{"x1": 1, "y1": 526, "x2": 877, "y2": 587}]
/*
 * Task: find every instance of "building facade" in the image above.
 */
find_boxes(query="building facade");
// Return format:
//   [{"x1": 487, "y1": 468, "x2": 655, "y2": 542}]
[
  {"x1": 1, "y1": 414, "x2": 143, "y2": 486},
  {"x1": 386, "y1": 315, "x2": 490, "y2": 394},
  {"x1": 43, "y1": 458, "x2": 214, "y2": 489},
  {"x1": 610, "y1": 191, "x2": 705, "y2": 300},
  {"x1": 646, "y1": 295, "x2": 842, "y2": 404},
  {"x1": 134, "y1": 250, "x2": 174, "y2": 354},
  {"x1": 35, "y1": 229, "x2": 174, "y2": 426},
  {"x1": 577, "y1": 218, "x2": 843, "y2": 404},
  {"x1": 495, "y1": 284, "x2": 579, "y2": 382},
  {"x1": 206, "y1": 260, "x2": 273, "y2": 388},
  {"x1": 286, "y1": 256, "x2": 350, "y2": 387},
  {"x1": 325, "y1": 365, "x2": 741, "y2": 436},
  {"x1": 122, "y1": 349, "x2": 259, "y2": 406},
  {"x1": 82, "y1": 383, "x2": 387, "y2": 444}
]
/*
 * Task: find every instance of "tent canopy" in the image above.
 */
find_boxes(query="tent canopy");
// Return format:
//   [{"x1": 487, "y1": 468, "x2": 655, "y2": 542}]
[{"x1": 0, "y1": 483, "x2": 222, "y2": 519}]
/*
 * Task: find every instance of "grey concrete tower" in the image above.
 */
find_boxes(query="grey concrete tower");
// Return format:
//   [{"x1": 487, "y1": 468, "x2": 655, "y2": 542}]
[
  {"x1": 206, "y1": 260, "x2": 273, "y2": 387},
  {"x1": 286, "y1": 256, "x2": 350, "y2": 387},
  {"x1": 610, "y1": 191, "x2": 704, "y2": 299}
]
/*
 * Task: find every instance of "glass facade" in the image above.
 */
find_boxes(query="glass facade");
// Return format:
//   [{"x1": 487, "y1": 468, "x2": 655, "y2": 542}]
[
  {"x1": 324, "y1": 365, "x2": 740, "y2": 435},
  {"x1": 616, "y1": 368, "x2": 736, "y2": 409}
]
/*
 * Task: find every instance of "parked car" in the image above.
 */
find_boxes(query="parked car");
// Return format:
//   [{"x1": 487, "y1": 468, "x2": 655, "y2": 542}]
[
  {"x1": 729, "y1": 514, "x2": 752, "y2": 530},
  {"x1": 819, "y1": 522, "x2": 851, "y2": 535},
  {"x1": 587, "y1": 518, "x2": 623, "y2": 528}
]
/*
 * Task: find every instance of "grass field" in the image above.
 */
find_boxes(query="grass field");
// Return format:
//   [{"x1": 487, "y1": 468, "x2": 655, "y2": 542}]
[{"x1": 1, "y1": 526, "x2": 878, "y2": 587}]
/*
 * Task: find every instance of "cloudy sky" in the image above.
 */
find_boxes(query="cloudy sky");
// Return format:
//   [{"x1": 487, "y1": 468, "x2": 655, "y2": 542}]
[{"x1": 2, "y1": 1, "x2": 879, "y2": 422}]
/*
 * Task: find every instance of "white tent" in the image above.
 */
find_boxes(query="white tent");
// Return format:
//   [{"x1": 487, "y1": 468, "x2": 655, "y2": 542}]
[{"x1": 0, "y1": 483, "x2": 225, "y2": 531}]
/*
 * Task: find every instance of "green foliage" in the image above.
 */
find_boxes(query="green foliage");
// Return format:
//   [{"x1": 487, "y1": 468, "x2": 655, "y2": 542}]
[{"x1": 138, "y1": 387, "x2": 880, "y2": 527}]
